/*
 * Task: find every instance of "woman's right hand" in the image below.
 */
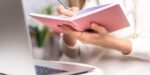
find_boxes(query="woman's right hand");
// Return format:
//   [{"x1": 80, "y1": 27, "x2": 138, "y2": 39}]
[
  {"x1": 54, "y1": 5, "x2": 79, "y2": 17},
  {"x1": 54, "y1": 5, "x2": 80, "y2": 47}
]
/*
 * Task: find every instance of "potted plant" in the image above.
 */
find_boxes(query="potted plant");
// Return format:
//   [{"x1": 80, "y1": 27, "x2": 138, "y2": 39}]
[
  {"x1": 30, "y1": 5, "x2": 52, "y2": 60},
  {"x1": 30, "y1": 25, "x2": 49, "y2": 59}
]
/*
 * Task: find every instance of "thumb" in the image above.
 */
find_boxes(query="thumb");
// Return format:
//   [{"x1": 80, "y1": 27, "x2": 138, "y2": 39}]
[
  {"x1": 91, "y1": 23, "x2": 108, "y2": 35},
  {"x1": 59, "y1": 25, "x2": 75, "y2": 35}
]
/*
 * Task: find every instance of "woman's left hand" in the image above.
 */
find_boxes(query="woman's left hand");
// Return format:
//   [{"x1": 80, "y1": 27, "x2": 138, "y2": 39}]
[
  {"x1": 79, "y1": 23, "x2": 110, "y2": 46},
  {"x1": 59, "y1": 23, "x2": 132, "y2": 54},
  {"x1": 79, "y1": 23, "x2": 132, "y2": 55}
]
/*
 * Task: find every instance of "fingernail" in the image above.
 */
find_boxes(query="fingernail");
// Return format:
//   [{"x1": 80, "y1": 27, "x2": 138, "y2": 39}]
[{"x1": 91, "y1": 23, "x2": 96, "y2": 28}]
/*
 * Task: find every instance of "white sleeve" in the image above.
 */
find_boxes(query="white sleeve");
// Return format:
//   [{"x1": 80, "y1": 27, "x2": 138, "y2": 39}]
[
  {"x1": 59, "y1": 33, "x2": 99, "y2": 59},
  {"x1": 59, "y1": 34, "x2": 81, "y2": 58},
  {"x1": 128, "y1": 24, "x2": 150, "y2": 59},
  {"x1": 60, "y1": 36, "x2": 80, "y2": 49},
  {"x1": 128, "y1": 0, "x2": 150, "y2": 59},
  {"x1": 129, "y1": 38, "x2": 150, "y2": 59}
]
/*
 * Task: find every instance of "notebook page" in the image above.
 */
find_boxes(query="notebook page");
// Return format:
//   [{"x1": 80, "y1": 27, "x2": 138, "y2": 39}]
[
  {"x1": 73, "y1": 4, "x2": 110, "y2": 17},
  {"x1": 30, "y1": 13, "x2": 70, "y2": 21}
]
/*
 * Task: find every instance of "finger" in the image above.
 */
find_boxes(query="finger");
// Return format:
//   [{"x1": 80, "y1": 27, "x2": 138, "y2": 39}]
[
  {"x1": 57, "y1": 5, "x2": 73, "y2": 17},
  {"x1": 59, "y1": 25, "x2": 81, "y2": 38},
  {"x1": 58, "y1": 25, "x2": 69, "y2": 34},
  {"x1": 91, "y1": 23, "x2": 108, "y2": 35},
  {"x1": 54, "y1": 11, "x2": 60, "y2": 16},
  {"x1": 60, "y1": 25, "x2": 75, "y2": 31},
  {"x1": 68, "y1": 7, "x2": 79, "y2": 14},
  {"x1": 59, "y1": 25, "x2": 75, "y2": 34},
  {"x1": 79, "y1": 32, "x2": 98, "y2": 40}
]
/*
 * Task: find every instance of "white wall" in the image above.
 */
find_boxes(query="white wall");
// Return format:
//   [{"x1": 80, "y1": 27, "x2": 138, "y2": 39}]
[{"x1": 22, "y1": 0, "x2": 68, "y2": 26}]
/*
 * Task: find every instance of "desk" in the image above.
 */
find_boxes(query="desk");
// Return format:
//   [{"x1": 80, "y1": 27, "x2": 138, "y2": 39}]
[{"x1": 35, "y1": 60, "x2": 103, "y2": 75}]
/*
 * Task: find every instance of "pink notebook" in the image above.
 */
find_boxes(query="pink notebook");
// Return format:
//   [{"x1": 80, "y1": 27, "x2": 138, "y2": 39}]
[{"x1": 30, "y1": 4, "x2": 129, "y2": 32}]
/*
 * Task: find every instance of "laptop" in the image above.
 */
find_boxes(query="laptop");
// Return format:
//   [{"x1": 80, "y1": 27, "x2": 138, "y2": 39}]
[{"x1": 0, "y1": 0, "x2": 94, "y2": 75}]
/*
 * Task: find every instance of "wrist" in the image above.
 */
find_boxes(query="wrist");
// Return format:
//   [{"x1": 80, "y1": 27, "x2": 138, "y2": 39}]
[
  {"x1": 111, "y1": 37, "x2": 132, "y2": 55},
  {"x1": 63, "y1": 34, "x2": 77, "y2": 47},
  {"x1": 101, "y1": 36, "x2": 131, "y2": 55}
]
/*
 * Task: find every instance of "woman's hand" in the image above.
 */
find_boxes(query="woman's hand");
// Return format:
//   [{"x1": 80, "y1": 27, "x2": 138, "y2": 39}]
[
  {"x1": 79, "y1": 23, "x2": 132, "y2": 54},
  {"x1": 59, "y1": 23, "x2": 131, "y2": 54},
  {"x1": 55, "y1": 5, "x2": 79, "y2": 47},
  {"x1": 54, "y1": 5, "x2": 79, "y2": 17},
  {"x1": 59, "y1": 25, "x2": 82, "y2": 47},
  {"x1": 55, "y1": 5, "x2": 132, "y2": 55}
]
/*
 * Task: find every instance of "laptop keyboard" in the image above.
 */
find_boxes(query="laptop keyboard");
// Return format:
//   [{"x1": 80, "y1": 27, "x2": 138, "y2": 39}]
[
  {"x1": 35, "y1": 65, "x2": 67, "y2": 75},
  {"x1": 0, "y1": 73, "x2": 7, "y2": 75}
]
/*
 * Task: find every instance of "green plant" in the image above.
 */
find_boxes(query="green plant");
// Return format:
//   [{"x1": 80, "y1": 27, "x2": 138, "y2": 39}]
[
  {"x1": 42, "y1": 5, "x2": 52, "y2": 15},
  {"x1": 29, "y1": 4, "x2": 53, "y2": 48},
  {"x1": 30, "y1": 26, "x2": 49, "y2": 47}
]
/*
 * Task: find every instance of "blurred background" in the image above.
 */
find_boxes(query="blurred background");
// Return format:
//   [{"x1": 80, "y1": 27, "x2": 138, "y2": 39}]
[
  {"x1": 22, "y1": 0, "x2": 66, "y2": 61},
  {"x1": 22, "y1": 0, "x2": 84, "y2": 61}
]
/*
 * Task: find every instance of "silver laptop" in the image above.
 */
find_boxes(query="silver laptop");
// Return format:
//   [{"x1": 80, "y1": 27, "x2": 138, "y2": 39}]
[{"x1": 0, "y1": 0, "x2": 94, "y2": 75}]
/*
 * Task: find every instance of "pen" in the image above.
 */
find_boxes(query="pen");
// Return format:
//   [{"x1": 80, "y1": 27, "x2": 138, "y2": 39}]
[{"x1": 57, "y1": 0, "x2": 67, "y2": 9}]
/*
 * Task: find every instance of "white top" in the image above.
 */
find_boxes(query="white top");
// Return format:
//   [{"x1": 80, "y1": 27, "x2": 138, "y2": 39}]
[{"x1": 60, "y1": 0, "x2": 150, "y2": 75}]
